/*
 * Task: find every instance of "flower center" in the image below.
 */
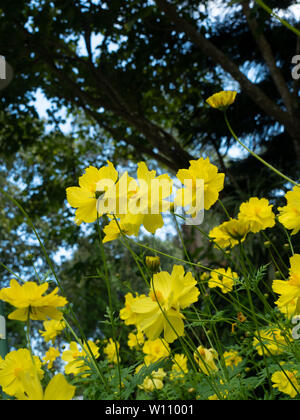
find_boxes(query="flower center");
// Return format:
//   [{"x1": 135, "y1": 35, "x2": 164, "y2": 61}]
[
  {"x1": 150, "y1": 290, "x2": 164, "y2": 304},
  {"x1": 14, "y1": 367, "x2": 23, "y2": 378}
]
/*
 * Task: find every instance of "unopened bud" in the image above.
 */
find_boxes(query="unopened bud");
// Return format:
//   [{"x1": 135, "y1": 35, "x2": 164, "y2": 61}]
[{"x1": 145, "y1": 256, "x2": 161, "y2": 273}]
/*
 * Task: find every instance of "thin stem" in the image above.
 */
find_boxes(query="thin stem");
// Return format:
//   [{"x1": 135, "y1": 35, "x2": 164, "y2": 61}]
[
  {"x1": 218, "y1": 199, "x2": 231, "y2": 220},
  {"x1": 63, "y1": 317, "x2": 108, "y2": 389},
  {"x1": 224, "y1": 112, "x2": 299, "y2": 187},
  {"x1": 96, "y1": 217, "x2": 122, "y2": 394},
  {"x1": 254, "y1": 0, "x2": 300, "y2": 37},
  {"x1": 26, "y1": 309, "x2": 33, "y2": 358}
]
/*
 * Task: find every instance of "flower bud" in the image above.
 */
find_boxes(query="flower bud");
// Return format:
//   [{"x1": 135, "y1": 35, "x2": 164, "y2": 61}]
[{"x1": 145, "y1": 256, "x2": 161, "y2": 273}]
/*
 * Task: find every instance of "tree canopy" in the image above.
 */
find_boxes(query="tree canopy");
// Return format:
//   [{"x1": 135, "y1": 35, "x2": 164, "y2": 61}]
[{"x1": 0, "y1": 0, "x2": 299, "y2": 344}]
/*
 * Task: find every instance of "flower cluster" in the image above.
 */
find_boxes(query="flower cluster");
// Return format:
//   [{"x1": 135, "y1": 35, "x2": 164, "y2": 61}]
[{"x1": 2, "y1": 90, "x2": 300, "y2": 400}]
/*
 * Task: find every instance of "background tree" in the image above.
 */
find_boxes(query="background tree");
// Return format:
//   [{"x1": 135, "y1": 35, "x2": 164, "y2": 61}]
[{"x1": 0, "y1": 0, "x2": 299, "y2": 346}]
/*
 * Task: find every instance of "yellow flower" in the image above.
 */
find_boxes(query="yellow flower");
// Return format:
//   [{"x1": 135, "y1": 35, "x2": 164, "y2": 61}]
[
  {"x1": 253, "y1": 328, "x2": 288, "y2": 356},
  {"x1": 43, "y1": 347, "x2": 60, "y2": 369},
  {"x1": 200, "y1": 272, "x2": 210, "y2": 282},
  {"x1": 206, "y1": 91, "x2": 237, "y2": 110},
  {"x1": 62, "y1": 340, "x2": 99, "y2": 376},
  {"x1": 278, "y1": 298, "x2": 298, "y2": 319},
  {"x1": 39, "y1": 319, "x2": 66, "y2": 343},
  {"x1": 0, "y1": 280, "x2": 67, "y2": 321},
  {"x1": 273, "y1": 254, "x2": 300, "y2": 308},
  {"x1": 170, "y1": 354, "x2": 188, "y2": 380},
  {"x1": 194, "y1": 346, "x2": 218, "y2": 376},
  {"x1": 102, "y1": 217, "x2": 140, "y2": 243},
  {"x1": 223, "y1": 350, "x2": 242, "y2": 368},
  {"x1": 175, "y1": 158, "x2": 225, "y2": 215},
  {"x1": 0, "y1": 349, "x2": 44, "y2": 397},
  {"x1": 102, "y1": 162, "x2": 173, "y2": 240},
  {"x1": 104, "y1": 338, "x2": 120, "y2": 364},
  {"x1": 209, "y1": 218, "x2": 250, "y2": 249},
  {"x1": 131, "y1": 265, "x2": 200, "y2": 343},
  {"x1": 143, "y1": 338, "x2": 170, "y2": 365},
  {"x1": 66, "y1": 162, "x2": 118, "y2": 225},
  {"x1": 16, "y1": 373, "x2": 75, "y2": 400},
  {"x1": 272, "y1": 370, "x2": 300, "y2": 398},
  {"x1": 120, "y1": 292, "x2": 146, "y2": 326},
  {"x1": 127, "y1": 330, "x2": 145, "y2": 349},
  {"x1": 238, "y1": 197, "x2": 276, "y2": 233},
  {"x1": 136, "y1": 365, "x2": 166, "y2": 392},
  {"x1": 208, "y1": 268, "x2": 238, "y2": 294},
  {"x1": 127, "y1": 162, "x2": 173, "y2": 234},
  {"x1": 278, "y1": 186, "x2": 300, "y2": 235}
]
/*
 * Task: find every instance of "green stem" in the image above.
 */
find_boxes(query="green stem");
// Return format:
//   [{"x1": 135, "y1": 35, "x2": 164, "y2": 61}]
[
  {"x1": 63, "y1": 317, "x2": 108, "y2": 388},
  {"x1": 224, "y1": 112, "x2": 299, "y2": 187},
  {"x1": 254, "y1": 0, "x2": 300, "y2": 37},
  {"x1": 218, "y1": 199, "x2": 231, "y2": 221},
  {"x1": 96, "y1": 218, "x2": 122, "y2": 394},
  {"x1": 26, "y1": 309, "x2": 33, "y2": 358}
]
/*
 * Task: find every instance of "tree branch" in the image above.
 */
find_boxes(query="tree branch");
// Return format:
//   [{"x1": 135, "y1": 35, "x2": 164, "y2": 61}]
[
  {"x1": 154, "y1": 0, "x2": 294, "y2": 132},
  {"x1": 242, "y1": 0, "x2": 293, "y2": 114}
]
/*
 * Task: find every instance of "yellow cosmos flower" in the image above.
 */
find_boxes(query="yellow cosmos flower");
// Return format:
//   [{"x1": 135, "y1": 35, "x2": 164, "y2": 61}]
[
  {"x1": 16, "y1": 372, "x2": 75, "y2": 400},
  {"x1": 273, "y1": 254, "x2": 300, "y2": 309},
  {"x1": 278, "y1": 186, "x2": 300, "y2": 235},
  {"x1": 253, "y1": 328, "x2": 288, "y2": 356},
  {"x1": 206, "y1": 91, "x2": 237, "y2": 110},
  {"x1": 208, "y1": 267, "x2": 238, "y2": 294},
  {"x1": 39, "y1": 319, "x2": 66, "y2": 343},
  {"x1": 170, "y1": 354, "x2": 188, "y2": 380},
  {"x1": 223, "y1": 350, "x2": 242, "y2": 368},
  {"x1": 131, "y1": 265, "x2": 200, "y2": 343},
  {"x1": 120, "y1": 292, "x2": 146, "y2": 326},
  {"x1": 127, "y1": 162, "x2": 173, "y2": 234},
  {"x1": 143, "y1": 338, "x2": 170, "y2": 365},
  {"x1": 62, "y1": 340, "x2": 99, "y2": 376},
  {"x1": 66, "y1": 162, "x2": 118, "y2": 225},
  {"x1": 238, "y1": 197, "x2": 276, "y2": 233},
  {"x1": 102, "y1": 162, "x2": 173, "y2": 241},
  {"x1": 127, "y1": 330, "x2": 145, "y2": 349},
  {"x1": 278, "y1": 298, "x2": 298, "y2": 319},
  {"x1": 0, "y1": 349, "x2": 44, "y2": 397},
  {"x1": 175, "y1": 158, "x2": 225, "y2": 215},
  {"x1": 102, "y1": 216, "x2": 141, "y2": 243},
  {"x1": 43, "y1": 347, "x2": 60, "y2": 369},
  {"x1": 0, "y1": 280, "x2": 67, "y2": 321},
  {"x1": 103, "y1": 338, "x2": 120, "y2": 364},
  {"x1": 194, "y1": 346, "x2": 219, "y2": 376},
  {"x1": 209, "y1": 218, "x2": 250, "y2": 249},
  {"x1": 136, "y1": 365, "x2": 166, "y2": 392},
  {"x1": 272, "y1": 370, "x2": 300, "y2": 398}
]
